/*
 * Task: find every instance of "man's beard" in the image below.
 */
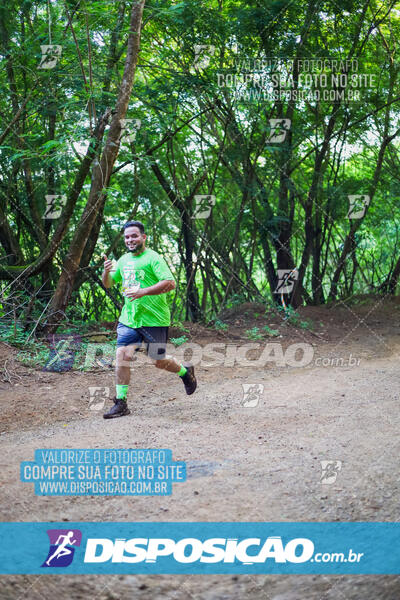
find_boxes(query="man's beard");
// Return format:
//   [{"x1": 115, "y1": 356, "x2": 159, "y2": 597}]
[{"x1": 128, "y1": 241, "x2": 143, "y2": 253}]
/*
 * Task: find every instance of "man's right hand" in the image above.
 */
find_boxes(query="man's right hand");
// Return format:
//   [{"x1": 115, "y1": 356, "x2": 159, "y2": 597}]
[{"x1": 103, "y1": 254, "x2": 114, "y2": 273}]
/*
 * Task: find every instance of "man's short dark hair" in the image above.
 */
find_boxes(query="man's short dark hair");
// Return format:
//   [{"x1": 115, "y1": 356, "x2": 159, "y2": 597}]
[{"x1": 123, "y1": 220, "x2": 145, "y2": 234}]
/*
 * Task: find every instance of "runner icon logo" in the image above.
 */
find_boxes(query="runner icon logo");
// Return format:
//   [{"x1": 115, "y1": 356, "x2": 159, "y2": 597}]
[
  {"x1": 89, "y1": 387, "x2": 110, "y2": 411},
  {"x1": 38, "y1": 45, "x2": 62, "y2": 69},
  {"x1": 320, "y1": 460, "x2": 342, "y2": 484},
  {"x1": 242, "y1": 383, "x2": 264, "y2": 407},
  {"x1": 267, "y1": 118, "x2": 291, "y2": 143},
  {"x1": 347, "y1": 195, "x2": 370, "y2": 219},
  {"x1": 41, "y1": 529, "x2": 82, "y2": 567},
  {"x1": 192, "y1": 44, "x2": 215, "y2": 70},
  {"x1": 192, "y1": 195, "x2": 216, "y2": 219},
  {"x1": 274, "y1": 269, "x2": 299, "y2": 294}
]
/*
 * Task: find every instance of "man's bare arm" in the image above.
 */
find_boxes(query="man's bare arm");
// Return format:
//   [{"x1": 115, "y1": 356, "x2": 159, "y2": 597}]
[
  {"x1": 125, "y1": 279, "x2": 175, "y2": 300},
  {"x1": 141, "y1": 279, "x2": 175, "y2": 295},
  {"x1": 102, "y1": 255, "x2": 114, "y2": 289}
]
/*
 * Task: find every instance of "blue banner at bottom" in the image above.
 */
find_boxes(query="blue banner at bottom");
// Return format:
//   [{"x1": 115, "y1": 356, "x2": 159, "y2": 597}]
[{"x1": 0, "y1": 522, "x2": 399, "y2": 574}]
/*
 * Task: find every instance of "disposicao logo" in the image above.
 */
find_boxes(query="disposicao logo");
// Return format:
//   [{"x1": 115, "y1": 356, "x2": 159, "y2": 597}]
[
  {"x1": 83, "y1": 536, "x2": 314, "y2": 564},
  {"x1": 42, "y1": 529, "x2": 82, "y2": 567}
]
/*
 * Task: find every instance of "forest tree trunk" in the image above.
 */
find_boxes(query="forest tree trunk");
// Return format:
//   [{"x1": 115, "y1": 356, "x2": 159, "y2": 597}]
[{"x1": 43, "y1": 0, "x2": 146, "y2": 332}]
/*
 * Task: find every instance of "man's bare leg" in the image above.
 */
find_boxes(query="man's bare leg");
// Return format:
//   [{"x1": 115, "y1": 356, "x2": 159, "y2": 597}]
[
  {"x1": 103, "y1": 345, "x2": 137, "y2": 419},
  {"x1": 153, "y1": 355, "x2": 181, "y2": 373},
  {"x1": 116, "y1": 345, "x2": 137, "y2": 384},
  {"x1": 153, "y1": 355, "x2": 197, "y2": 395}
]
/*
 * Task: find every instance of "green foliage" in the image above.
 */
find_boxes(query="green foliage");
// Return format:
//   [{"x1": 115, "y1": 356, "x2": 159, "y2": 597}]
[
  {"x1": 213, "y1": 319, "x2": 228, "y2": 331},
  {"x1": 73, "y1": 341, "x2": 90, "y2": 371},
  {"x1": 170, "y1": 336, "x2": 188, "y2": 346},
  {"x1": 1, "y1": 0, "x2": 400, "y2": 331},
  {"x1": 0, "y1": 324, "x2": 50, "y2": 368},
  {"x1": 73, "y1": 339, "x2": 117, "y2": 371},
  {"x1": 1, "y1": 324, "x2": 45, "y2": 350},
  {"x1": 227, "y1": 293, "x2": 248, "y2": 308},
  {"x1": 245, "y1": 327, "x2": 263, "y2": 340},
  {"x1": 17, "y1": 346, "x2": 51, "y2": 368},
  {"x1": 57, "y1": 320, "x2": 110, "y2": 335},
  {"x1": 278, "y1": 306, "x2": 314, "y2": 330},
  {"x1": 172, "y1": 321, "x2": 190, "y2": 333},
  {"x1": 262, "y1": 325, "x2": 279, "y2": 337},
  {"x1": 1, "y1": 325, "x2": 28, "y2": 347}
]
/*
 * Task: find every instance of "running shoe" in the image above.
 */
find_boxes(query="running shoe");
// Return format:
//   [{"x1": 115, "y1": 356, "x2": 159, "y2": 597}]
[
  {"x1": 103, "y1": 397, "x2": 131, "y2": 419},
  {"x1": 180, "y1": 365, "x2": 197, "y2": 395}
]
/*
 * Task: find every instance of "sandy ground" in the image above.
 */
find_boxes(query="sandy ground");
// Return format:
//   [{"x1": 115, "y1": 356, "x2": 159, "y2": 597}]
[{"x1": 1, "y1": 298, "x2": 400, "y2": 599}]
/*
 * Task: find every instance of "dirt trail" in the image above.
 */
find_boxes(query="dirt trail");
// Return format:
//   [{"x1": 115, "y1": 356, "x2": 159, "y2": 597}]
[{"x1": 1, "y1": 300, "x2": 400, "y2": 599}]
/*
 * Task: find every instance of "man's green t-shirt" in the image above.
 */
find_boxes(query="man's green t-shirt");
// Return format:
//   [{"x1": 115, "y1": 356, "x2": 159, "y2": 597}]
[{"x1": 110, "y1": 248, "x2": 174, "y2": 328}]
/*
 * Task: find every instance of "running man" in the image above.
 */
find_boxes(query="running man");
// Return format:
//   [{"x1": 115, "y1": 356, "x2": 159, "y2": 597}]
[
  {"x1": 46, "y1": 531, "x2": 76, "y2": 566},
  {"x1": 101, "y1": 220, "x2": 197, "y2": 419}
]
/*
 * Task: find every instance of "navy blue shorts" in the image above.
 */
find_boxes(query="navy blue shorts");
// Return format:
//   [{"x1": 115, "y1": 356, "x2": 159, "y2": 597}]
[{"x1": 116, "y1": 323, "x2": 169, "y2": 360}]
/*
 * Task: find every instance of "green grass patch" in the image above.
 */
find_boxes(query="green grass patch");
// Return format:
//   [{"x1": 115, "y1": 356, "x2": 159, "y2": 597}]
[
  {"x1": 245, "y1": 327, "x2": 263, "y2": 340},
  {"x1": 170, "y1": 335, "x2": 188, "y2": 346}
]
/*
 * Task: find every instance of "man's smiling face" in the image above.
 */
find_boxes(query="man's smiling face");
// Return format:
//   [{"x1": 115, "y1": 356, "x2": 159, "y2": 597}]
[{"x1": 124, "y1": 226, "x2": 146, "y2": 253}]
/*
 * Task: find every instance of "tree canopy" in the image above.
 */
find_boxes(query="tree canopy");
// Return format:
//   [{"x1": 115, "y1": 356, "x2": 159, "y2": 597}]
[{"x1": 1, "y1": 0, "x2": 400, "y2": 333}]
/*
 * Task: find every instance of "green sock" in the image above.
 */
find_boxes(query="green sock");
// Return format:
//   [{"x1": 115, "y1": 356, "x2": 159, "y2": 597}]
[
  {"x1": 177, "y1": 365, "x2": 187, "y2": 377},
  {"x1": 116, "y1": 384, "x2": 128, "y2": 400}
]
